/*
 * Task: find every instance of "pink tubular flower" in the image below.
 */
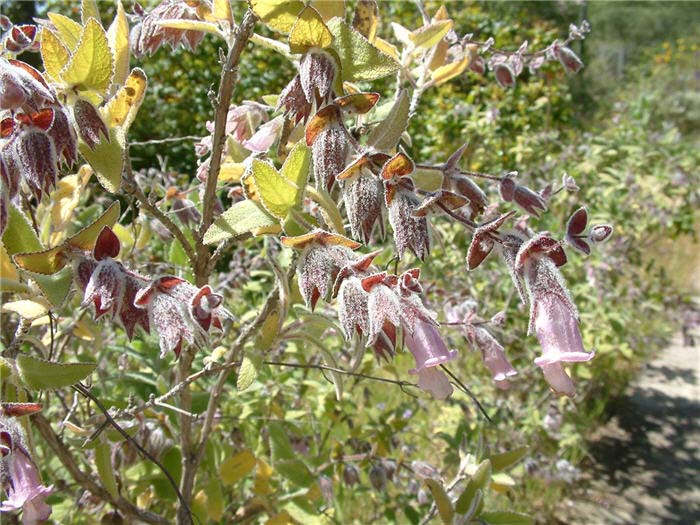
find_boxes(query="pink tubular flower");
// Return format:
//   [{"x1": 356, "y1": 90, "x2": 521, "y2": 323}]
[
  {"x1": 520, "y1": 237, "x2": 594, "y2": 396},
  {"x1": 403, "y1": 319, "x2": 457, "y2": 400},
  {"x1": 0, "y1": 418, "x2": 53, "y2": 524}
]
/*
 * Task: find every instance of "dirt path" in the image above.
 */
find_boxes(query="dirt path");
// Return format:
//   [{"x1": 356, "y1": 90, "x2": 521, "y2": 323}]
[{"x1": 564, "y1": 330, "x2": 700, "y2": 524}]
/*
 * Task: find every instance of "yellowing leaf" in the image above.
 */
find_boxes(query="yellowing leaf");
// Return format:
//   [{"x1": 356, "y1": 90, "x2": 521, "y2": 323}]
[
  {"x1": 220, "y1": 450, "x2": 256, "y2": 484},
  {"x1": 352, "y1": 0, "x2": 378, "y2": 42},
  {"x1": 107, "y1": 0, "x2": 130, "y2": 89},
  {"x1": 251, "y1": 0, "x2": 304, "y2": 34},
  {"x1": 46, "y1": 13, "x2": 83, "y2": 51},
  {"x1": 0, "y1": 242, "x2": 18, "y2": 281},
  {"x1": 218, "y1": 162, "x2": 246, "y2": 182},
  {"x1": 2, "y1": 299, "x2": 49, "y2": 319},
  {"x1": 78, "y1": 127, "x2": 124, "y2": 192},
  {"x1": 373, "y1": 36, "x2": 399, "y2": 62},
  {"x1": 102, "y1": 68, "x2": 147, "y2": 130},
  {"x1": 237, "y1": 355, "x2": 259, "y2": 391},
  {"x1": 288, "y1": 6, "x2": 332, "y2": 54},
  {"x1": 212, "y1": 0, "x2": 233, "y2": 26},
  {"x1": 311, "y1": 0, "x2": 345, "y2": 21},
  {"x1": 66, "y1": 201, "x2": 120, "y2": 251},
  {"x1": 431, "y1": 50, "x2": 474, "y2": 86},
  {"x1": 40, "y1": 29, "x2": 70, "y2": 82},
  {"x1": 13, "y1": 246, "x2": 69, "y2": 275},
  {"x1": 111, "y1": 223, "x2": 134, "y2": 253},
  {"x1": 81, "y1": 0, "x2": 100, "y2": 24},
  {"x1": 425, "y1": 479, "x2": 454, "y2": 525},
  {"x1": 60, "y1": 18, "x2": 114, "y2": 94},
  {"x1": 409, "y1": 20, "x2": 453, "y2": 50},
  {"x1": 48, "y1": 173, "x2": 85, "y2": 244}
]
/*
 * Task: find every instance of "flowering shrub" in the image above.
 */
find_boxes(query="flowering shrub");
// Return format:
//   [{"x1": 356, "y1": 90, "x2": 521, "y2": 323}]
[{"x1": 0, "y1": 1, "x2": 656, "y2": 523}]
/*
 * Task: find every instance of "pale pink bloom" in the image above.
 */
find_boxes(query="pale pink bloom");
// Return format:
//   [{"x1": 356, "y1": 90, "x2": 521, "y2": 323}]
[
  {"x1": 243, "y1": 115, "x2": 283, "y2": 153},
  {"x1": 403, "y1": 319, "x2": 457, "y2": 400},
  {"x1": 0, "y1": 418, "x2": 53, "y2": 524}
]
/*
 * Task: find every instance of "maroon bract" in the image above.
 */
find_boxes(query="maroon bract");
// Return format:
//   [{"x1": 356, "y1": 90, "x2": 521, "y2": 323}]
[
  {"x1": 299, "y1": 51, "x2": 337, "y2": 107},
  {"x1": 0, "y1": 58, "x2": 54, "y2": 112},
  {"x1": 130, "y1": 0, "x2": 209, "y2": 57},
  {"x1": 134, "y1": 276, "x2": 228, "y2": 358},
  {"x1": 72, "y1": 99, "x2": 110, "y2": 149},
  {"x1": 387, "y1": 190, "x2": 430, "y2": 260}
]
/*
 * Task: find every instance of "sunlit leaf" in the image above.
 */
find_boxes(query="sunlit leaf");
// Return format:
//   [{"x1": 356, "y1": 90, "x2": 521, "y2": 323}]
[
  {"x1": 13, "y1": 245, "x2": 68, "y2": 275},
  {"x1": 40, "y1": 28, "x2": 70, "y2": 82},
  {"x1": 2, "y1": 204, "x2": 42, "y2": 256},
  {"x1": 95, "y1": 438, "x2": 119, "y2": 499},
  {"x1": 455, "y1": 460, "x2": 491, "y2": 514},
  {"x1": 103, "y1": 68, "x2": 147, "y2": 130},
  {"x1": 237, "y1": 356, "x2": 259, "y2": 391},
  {"x1": 489, "y1": 447, "x2": 528, "y2": 471},
  {"x1": 280, "y1": 142, "x2": 311, "y2": 192},
  {"x1": 212, "y1": 0, "x2": 233, "y2": 26},
  {"x1": 156, "y1": 19, "x2": 224, "y2": 39},
  {"x1": 106, "y1": 0, "x2": 130, "y2": 89},
  {"x1": 203, "y1": 199, "x2": 279, "y2": 244},
  {"x1": 30, "y1": 266, "x2": 74, "y2": 306},
  {"x1": 46, "y1": 13, "x2": 82, "y2": 51},
  {"x1": 250, "y1": 159, "x2": 299, "y2": 219},
  {"x1": 352, "y1": 0, "x2": 378, "y2": 42},
  {"x1": 250, "y1": 0, "x2": 304, "y2": 34},
  {"x1": 425, "y1": 479, "x2": 454, "y2": 525},
  {"x1": 60, "y1": 18, "x2": 114, "y2": 94},
  {"x1": 78, "y1": 127, "x2": 124, "y2": 192},
  {"x1": 288, "y1": 6, "x2": 333, "y2": 54},
  {"x1": 409, "y1": 20, "x2": 453, "y2": 50},
  {"x1": 1, "y1": 299, "x2": 49, "y2": 319},
  {"x1": 66, "y1": 201, "x2": 120, "y2": 250},
  {"x1": 81, "y1": 0, "x2": 100, "y2": 25}
]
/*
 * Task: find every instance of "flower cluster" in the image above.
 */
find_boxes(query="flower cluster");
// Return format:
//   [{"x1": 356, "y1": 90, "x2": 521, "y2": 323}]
[
  {"x1": 75, "y1": 227, "x2": 228, "y2": 358},
  {"x1": 284, "y1": 230, "x2": 457, "y2": 399},
  {"x1": 0, "y1": 416, "x2": 53, "y2": 524}
]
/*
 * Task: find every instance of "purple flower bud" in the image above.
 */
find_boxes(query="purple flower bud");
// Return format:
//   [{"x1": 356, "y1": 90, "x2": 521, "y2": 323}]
[
  {"x1": 369, "y1": 463, "x2": 387, "y2": 492},
  {"x1": 562, "y1": 173, "x2": 579, "y2": 192},
  {"x1": 299, "y1": 51, "x2": 337, "y2": 107},
  {"x1": 554, "y1": 44, "x2": 583, "y2": 73},
  {"x1": 588, "y1": 224, "x2": 613, "y2": 244},
  {"x1": 513, "y1": 185, "x2": 548, "y2": 217},
  {"x1": 342, "y1": 464, "x2": 360, "y2": 487},
  {"x1": 499, "y1": 176, "x2": 516, "y2": 202}
]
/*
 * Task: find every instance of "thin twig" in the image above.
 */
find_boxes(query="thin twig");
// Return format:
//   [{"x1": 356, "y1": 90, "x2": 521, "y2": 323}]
[
  {"x1": 123, "y1": 157, "x2": 196, "y2": 263},
  {"x1": 32, "y1": 413, "x2": 169, "y2": 525},
  {"x1": 129, "y1": 135, "x2": 203, "y2": 146},
  {"x1": 440, "y1": 365, "x2": 492, "y2": 423}
]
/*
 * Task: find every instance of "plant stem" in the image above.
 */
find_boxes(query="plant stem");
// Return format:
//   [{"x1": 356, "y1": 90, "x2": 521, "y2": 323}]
[{"x1": 194, "y1": 10, "x2": 258, "y2": 287}]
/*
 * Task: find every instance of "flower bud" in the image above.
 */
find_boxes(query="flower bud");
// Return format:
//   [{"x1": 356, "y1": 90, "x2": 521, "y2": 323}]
[
  {"x1": 369, "y1": 463, "x2": 387, "y2": 492},
  {"x1": 342, "y1": 464, "x2": 360, "y2": 487},
  {"x1": 588, "y1": 224, "x2": 613, "y2": 244}
]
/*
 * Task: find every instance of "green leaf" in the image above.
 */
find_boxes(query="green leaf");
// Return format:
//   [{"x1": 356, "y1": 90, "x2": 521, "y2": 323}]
[
  {"x1": 288, "y1": 6, "x2": 332, "y2": 54},
  {"x1": 480, "y1": 511, "x2": 534, "y2": 525},
  {"x1": 168, "y1": 239, "x2": 188, "y2": 267},
  {"x1": 60, "y1": 18, "x2": 114, "y2": 94},
  {"x1": 203, "y1": 200, "x2": 279, "y2": 244},
  {"x1": 425, "y1": 479, "x2": 454, "y2": 525},
  {"x1": 455, "y1": 460, "x2": 491, "y2": 514},
  {"x1": 277, "y1": 459, "x2": 315, "y2": 487},
  {"x1": 95, "y1": 438, "x2": 119, "y2": 499},
  {"x1": 220, "y1": 450, "x2": 256, "y2": 484},
  {"x1": 30, "y1": 267, "x2": 74, "y2": 307},
  {"x1": 251, "y1": 159, "x2": 300, "y2": 219},
  {"x1": 250, "y1": 0, "x2": 305, "y2": 34},
  {"x1": 366, "y1": 89, "x2": 409, "y2": 151},
  {"x1": 327, "y1": 18, "x2": 400, "y2": 82},
  {"x1": 237, "y1": 356, "x2": 259, "y2": 391},
  {"x1": 489, "y1": 447, "x2": 528, "y2": 472},
  {"x1": 66, "y1": 201, "x2": 121, "y2": 251},
  {"x1": 268, "y1": 421, "x2": 295, "y2": 461},
  {"x1": 78, "y1": 127, "x2": 124, "y2": 192},
  {"x1": 16, "y1": 355, "x2": 97, "y2": 390},
  {"x1": 2, "y1": 204, "x2": 41, "y2": 255}
]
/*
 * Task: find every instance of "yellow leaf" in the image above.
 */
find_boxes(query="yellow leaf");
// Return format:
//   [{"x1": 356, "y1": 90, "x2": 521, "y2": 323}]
[
  {"x1": 311, "y1": 0, "x2": 345, "y2": 21},
  {"x1": 81, "y1": 0, "x2": 100, "y2": 25},
  {"x1": 73, "y1": 320, "x2": 96, "y2": 341},
  {"x1": 46, "y1": 13, "x2": 83, "y2": 51},
  {"x1": 218, "y1": 161, "x2": 246, "y2": 182},
  {"x1": 251, "y1": 0, "x2": 304, "y2": 34},
  {"x1": 40, "y1": 29, "x2": 70, "y2": 82},
  {"x1": 107, "y1": 0, "x2": 130, "y2": 90},
  {"x1": 220, "y1": 450, "x2": 256, "y2": 485},
  {"x1": 253, "y1": 458, "x2": 274, "y2": 495},
  {"x1": 60, "y1": 18, "x2": 114, "y2": 94},
  {"x1": 13, "y1": 245, "x2": 69, "y2": 275},
  {"x1": 48, "y1": 171, "x2": 89, "y2": 242},
  {"x1": 373, "y1": 36, "x2": 399, "y2": 62},
  {"x1": 66, "y1": 201, "x2": 120, "y2": 250},
  {"x1": 2, "y1": 299, "x2": 49, "y2": 320},
  {"x1": 409, "y1": 19, "x2": 453, "y2": 50},
  {"x1": 266, "y1": 511, "x2": 294, "y2": 525},
  {"x1": 212, "y1": 0, "x2": 233, "y2": 25},
  {"x1": 288, "y1": 6, "x2": 332, "y2": 54},
  {"x1": 352, "y1": 0, "x2": 378, "y2": 42},
  {"x1": 102, "y1": 68, "x2": 147, "y2": 130},
  {"x1": 111, "y1": 223, "x2": 134, "y2": 254},
  {"x1": 431, "y1": 46, "x2": 475, "y2": 86},
  {"x1": 0, "y1": 242, "x2": 18, "y2": 281}
]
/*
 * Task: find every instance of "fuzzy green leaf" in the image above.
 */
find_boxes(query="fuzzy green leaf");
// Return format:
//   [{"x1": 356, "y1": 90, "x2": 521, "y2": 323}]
[
  {"x1": 480, "y1": 511, "x2": 534, "y2": 525},
  {"x1": 16, "y1": 355, "x2": 97, "y2": 390},
  {"x1": 327, "y1": 18, "x2": 400, "y2": 82},
  {"x1": 2, "y1": 204, "x2": 42, "y2": 255},
  {"x1": 425, "y1": 479, "x2": 454, "y2": 525},
  {"x1": 455, "y1": 460, "x2": 492, "y2": 514},
  {"x1": 203, "y1": 200, "x2": 279, "y2": 244},
  {"x1": 366, "y1": 89, "x2": 409, "y2": 151}
]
